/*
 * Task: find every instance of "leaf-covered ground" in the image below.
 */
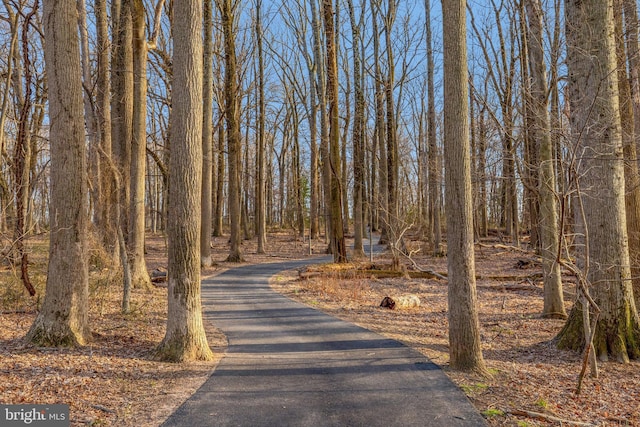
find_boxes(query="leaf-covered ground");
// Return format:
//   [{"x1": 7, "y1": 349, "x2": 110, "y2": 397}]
[
  {"x1": 1, "y1": 233, "x2": 638, "y2": 426},
  {"x1": 271, "y1": 238, "x2": 640, "y2": 426}
]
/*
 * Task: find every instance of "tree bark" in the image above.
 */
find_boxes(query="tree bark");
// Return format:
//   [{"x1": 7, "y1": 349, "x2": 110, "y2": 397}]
[
  {"x1": 348, "y1": 0, "x2": 365, "y2": 258},
  {"x1": 557, "y1": 0, "x2": 640, "y2": 362},
  {"x1": 255, "y1": 0, "x2": 268, "y2": 254},
  {"x1": 623, "y1": 0, "x2": 640, "y2": 308},
  {"x1": 27, "y1": 0, "x2": 90, "y2": 346},
  {"x1": 95, "y1": 0, "x2": 116, "y2": 258},
  {"x1": 129, "y1": 0, "x2": 151, "y2": 289},
  {"x1": 323, "y1": 0, "x2": 347, "y2": 263},
  {"x1": 111, "y1": 0, "x2": 133, "y2": 243},
  {"x1": 201, "y1": 0, "x2": 214, "y2": 266},
  {"x1": 442, "y1": 0, "x2": 488, "y2": 374},
  {"x1": 221, "y1": 0, "x2": 243, "y2": 262},
  {"x1": 525, "y1": 0, "x2": 566, "y2": 319},
  {"x1": 156, "y1": 0, "x2": 213, "y2": 362},
  {"x1": 425, "y1": 0, "x2": 441, "y2": 255}
]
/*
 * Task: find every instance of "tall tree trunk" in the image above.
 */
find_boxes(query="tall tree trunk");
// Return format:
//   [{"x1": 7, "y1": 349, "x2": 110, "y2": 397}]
[
  {"x1": 255, "y1": 0, "x2": 267, "y2": 253},
  {"x1": 156, "y1": 0, "x2": 213, "y2": 362},
  {"x1": 311, "y1": 0, "x2": 331, "y2": 245},
  {"x1": 348, "y1": 0, "x2": 365, "y2": 257},
  {"x1": 371, "y1": 0, "x2": 388, "y2": 244},
  {"x1": 442, "y1": 0, "x2": 488, "y2": 374},
  {"x1": 525, "y1": 0, "x2": 566, "y2": 319},
  {"x1": 95, "y1": 0, "x2": 116, "y2": 258},
  {"x1": 111, "y1": 0, "x2": 133, "y2": 252},
  {"x1": 129, "y1": 0, "x2": 151, "y2": 290},
  {"x1": 221, "y1": 0, "x2": 243, "y2": 262},
  {"x1": 557, "y1": 0, "x2": 640, "y2": 362},
  {"x1": 384, "y1": 0, "x2": 400, "y2": 260},
  {"x1": 425, "y1": 0, "x2": 441, "y2": 255},
  {"x1": 27, "y1": 0, "x2": 90, "y2": 346},
  {"x1": 78, "y1": 0, "x2": 99, "y2": 229},
  {"x1": 0, "y1": 12, "x2": 18, "y2": 234},
  {"x1": 623, "y1": 0, "x2": 640, "y2": 307},
  {"x1": 14, "y1": 3, "x2": 37, "y2": 297},
  {"x1": 323, "y1": 0, "x2": 346, "y2": 263},
  {"x1": 614, "y1": 0, "x2": 640, "y2": 320},
  {"x1": 201, "y1": 0, "x2": 214, "y2": 266}
]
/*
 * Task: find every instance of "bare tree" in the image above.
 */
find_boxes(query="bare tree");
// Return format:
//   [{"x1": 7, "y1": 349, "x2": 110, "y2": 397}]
[
  {"x1": 156, "y1": 0, "x2": 213, "y2": 362},
  {"x1": 219, "y1": 0, "x2": 244, "y2": 262},
  {"x1": 129, "y1": 0, "x2": 152, "y2": 289},
  {"x1": 323, "y1": 0, "x2": 346, "y2": 263},
  {"x1": 347, "y1": 0, "x2": 365, "y2": 258},
  {"x1": 524, "y1": 0, "x2": 566, "y2": 319},
  {"x1": 556, "y1": 0, "x2": 640, "y2": 362},
  {"x1": 27, "y1": 0, "x2": 90, "y2": 346},
  {"x1": 201, "y1": 0, "x2": 214, "y2": 266},
  {"x1": 254, "y1": 0, "x2": 267, "y2": 254},
  {"x1": 425, "y1": 0, "x2": 441, "y2": 255},
  {"x1": 442, "y1": 0, "x2": 489, "y2": 374}
]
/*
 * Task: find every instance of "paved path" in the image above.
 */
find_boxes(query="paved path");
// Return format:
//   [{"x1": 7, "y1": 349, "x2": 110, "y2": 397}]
[{"x1": 162, "y1": 255, "x2": 486, "y2": 427}]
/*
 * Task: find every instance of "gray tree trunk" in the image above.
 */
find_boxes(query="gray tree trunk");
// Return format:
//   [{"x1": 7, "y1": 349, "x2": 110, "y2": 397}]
[
  {"x1": 156, "y1": 0, "x2": 213, "y2": 362},
  {"x1": 525, "y1": 0, "x2": 566, "y2": 319},
  {"x1": 27, "y1": 0, "x2": 90, "y2": 346},
  {"x1": 129, "y1": 0, "x2": 151, "y2": 290},
  {"x1": 201, "y1": 0, "x2": 214, "y2": 266},
  {"x1": 557, "y1": 0, "x2": 640, "y2": 362}
]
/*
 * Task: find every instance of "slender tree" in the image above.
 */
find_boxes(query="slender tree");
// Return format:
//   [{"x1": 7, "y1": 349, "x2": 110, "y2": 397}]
[
  {"x1": 255, "y1": 0, "x2": 267, "y2": 254},
  {"x1": 323, "y1": 0, "x2": 346, "y2": 262},
  {"x1": 201, "y1": 0, "x2": 214, "y2": 266},
  {"x1": 425, "y1": 0, "x2": 441, "y2": 255},
  {"x1": 347, "y1": 0, "x2": 365, "y2": 258},
  {"x1": 442, "y1": 0, "x2": 488, "y2": 374},
  {"x1": 129, "y1": 0, "x2": 152, "y2": 289},
  {"x1": 525, "y1": 0, "x2": 566, "y2": 319},
  {"x1": 220, "y1": 0, "x2": 244, "y2": 262}
]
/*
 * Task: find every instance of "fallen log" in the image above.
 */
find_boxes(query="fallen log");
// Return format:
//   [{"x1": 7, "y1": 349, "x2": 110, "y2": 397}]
[{"x1": 507, "y1": 409, "x2": 596, "y2": 427}]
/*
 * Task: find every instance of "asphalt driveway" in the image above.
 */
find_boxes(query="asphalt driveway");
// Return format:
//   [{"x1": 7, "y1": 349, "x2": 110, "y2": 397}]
[{"x1": 161, "y1": 256, "x2": 486, "y2": 427}]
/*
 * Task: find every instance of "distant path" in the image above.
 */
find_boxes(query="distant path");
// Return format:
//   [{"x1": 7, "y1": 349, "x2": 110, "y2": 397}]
[{"x1": 162, "y1": 251, "x2": 486, "y2": 426}]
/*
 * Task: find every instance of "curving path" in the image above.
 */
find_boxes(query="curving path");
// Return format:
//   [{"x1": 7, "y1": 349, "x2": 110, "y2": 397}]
[{"x1": 161, "y1": 253, "x2": 486, "y2": 427}]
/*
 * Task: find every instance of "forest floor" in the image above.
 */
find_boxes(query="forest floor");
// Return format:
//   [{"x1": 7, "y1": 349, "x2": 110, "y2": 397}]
[{"x1": 1, "y1": 231, "x2": 638, "y2": 426}]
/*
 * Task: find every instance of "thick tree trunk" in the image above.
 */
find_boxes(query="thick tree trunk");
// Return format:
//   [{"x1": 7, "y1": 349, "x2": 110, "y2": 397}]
[
  {"x1": 557, "y1": 0, "x2": 640, "y2": 362},
  {"x1": 156, "y1": 0, "x2": 213, "y2": 362},
  {"x1": 442, "y1": 0, "x2": 488, "y2": 374},
  {"x1": 27, "y1": 0, "x2": 90, "y2": 346}
]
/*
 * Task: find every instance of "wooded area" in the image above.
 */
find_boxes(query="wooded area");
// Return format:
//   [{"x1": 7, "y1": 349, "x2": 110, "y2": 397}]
[{"x1": 1, "y1": 0, "x2": 639, "y2": 383}]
